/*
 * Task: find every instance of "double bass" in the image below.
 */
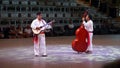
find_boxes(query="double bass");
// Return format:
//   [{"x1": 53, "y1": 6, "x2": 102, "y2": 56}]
[{"x1": 72, "y1": 11, "x2": 90, "y2": 53}]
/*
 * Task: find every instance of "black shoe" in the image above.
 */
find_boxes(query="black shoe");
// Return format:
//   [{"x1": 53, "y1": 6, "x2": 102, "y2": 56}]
[
  {"x1": 35, "y1": 55, "x2": 39, "y2": 57},
  {"x1": 41, "y1": 55, "x2": 47, "y2": 57},
  {"x1": 85, "y1": 50, "x2": 92, "y2": 54},
  {"x1": 77, "y1": 52, "x2": 83, "y2": 54}
]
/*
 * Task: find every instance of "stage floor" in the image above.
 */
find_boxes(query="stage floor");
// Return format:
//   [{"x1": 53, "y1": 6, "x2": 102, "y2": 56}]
[{"x1": 0, "y1": 35, "x2": 120, "y2": 68}]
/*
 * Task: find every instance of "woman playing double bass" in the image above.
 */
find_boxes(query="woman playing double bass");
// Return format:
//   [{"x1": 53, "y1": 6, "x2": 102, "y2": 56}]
[
  {"x1": 82, "y1": 14, "x2": 94, "y2": 54},
  {"x1": 72, "y1": 11, "x2": 93, "y2": 53}
]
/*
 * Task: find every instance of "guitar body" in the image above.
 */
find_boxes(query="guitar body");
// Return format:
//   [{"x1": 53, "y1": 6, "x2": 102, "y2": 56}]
[
  {"x1": 32, "y1": 29, "x2": 42, "y2": 34},
  {"x1": 72, "y1": 25, "x2": 89, "y2": 52}
]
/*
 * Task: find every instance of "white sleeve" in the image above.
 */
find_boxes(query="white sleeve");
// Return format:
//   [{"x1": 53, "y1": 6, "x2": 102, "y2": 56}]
[
  {"x1": 31, "y1": 20, "x2": 36, "y2": 29},
  {"x1": 83, "y1": 21, "x2": 87, "y2": 27},
  {"x1": 83, "y1": 21, "x2": 90, "y2": 27}
]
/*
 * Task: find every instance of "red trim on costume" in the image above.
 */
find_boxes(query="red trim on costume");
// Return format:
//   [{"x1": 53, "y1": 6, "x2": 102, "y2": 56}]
[
  {"x1": 33, "y1": 34, "x2": 38, "y2": 44},
  {"x1": 40, "y1": 32, "x2": 45, "y2": 34},
  {"x1": 33, "y1": 32, "x2": 44, "y2": 44},
  {"x1": 88, "y1": 31, "x2": 93, "y2": 33}
]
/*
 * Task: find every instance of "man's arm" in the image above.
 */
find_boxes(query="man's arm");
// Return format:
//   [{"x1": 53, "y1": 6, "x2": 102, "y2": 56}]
[
  {"x1": 82, "y1": 17, "x2": 87, "y2": 27},
  {"x1": 31, "y1": 20, "x2": 36, "y2": 29}
]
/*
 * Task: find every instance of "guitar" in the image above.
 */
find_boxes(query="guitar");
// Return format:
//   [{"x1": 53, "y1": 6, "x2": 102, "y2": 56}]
[{"x1": 32, "y1": 20, "x2": 55, "y2": 34}]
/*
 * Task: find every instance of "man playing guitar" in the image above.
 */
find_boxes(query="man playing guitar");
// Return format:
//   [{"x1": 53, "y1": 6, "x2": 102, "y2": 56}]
[{"x1": 31, "y1": 12, "x2": 53, "y2": 57}]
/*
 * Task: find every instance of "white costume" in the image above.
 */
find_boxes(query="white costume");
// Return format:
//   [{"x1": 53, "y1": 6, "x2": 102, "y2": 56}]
[
  {"x1": 83, "y1": 20, "x2": 93, "y2": 51},
  {"x1": 31, "y1": 19, "x2": 51, "y2": 56}
]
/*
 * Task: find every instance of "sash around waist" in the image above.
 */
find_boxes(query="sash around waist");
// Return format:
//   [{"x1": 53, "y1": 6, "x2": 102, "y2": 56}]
[
  {"x1": 39, "y1": 32, "x2": 45, "y2": 34},
  {"x1": 88, "y1": 31, "x2": 93, "y2": 33}
]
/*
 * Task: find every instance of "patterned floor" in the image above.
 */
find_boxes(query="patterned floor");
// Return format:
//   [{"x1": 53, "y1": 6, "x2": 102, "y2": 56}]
[
  {"x1": 0, "y1": 35, "x2": 120, "y2": 68},
  {"x1": 0, "y1": 45, "x2": 120, "y2": 64},
  {"x1": 47, "y1": 45, "x2": 120, "y2": 63}
]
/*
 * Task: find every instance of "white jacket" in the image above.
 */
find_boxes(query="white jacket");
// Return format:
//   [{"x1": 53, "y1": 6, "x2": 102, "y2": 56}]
[{"x1": 83, "y1": 20, "x2": 93, "y2": 32}]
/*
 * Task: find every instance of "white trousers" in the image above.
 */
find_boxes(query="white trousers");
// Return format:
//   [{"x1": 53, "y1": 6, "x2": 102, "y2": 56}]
[
  {"x1": 87, "y1": 33, "x2": 93, "y2": 51},
  {"x1": 34, "y1": 34, "x2": 47, "y2": 55}
]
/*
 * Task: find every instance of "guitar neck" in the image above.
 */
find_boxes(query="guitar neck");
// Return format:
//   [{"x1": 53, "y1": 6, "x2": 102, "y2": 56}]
[{"x1": 42, "y1": 21, "x2": 52, "y2": 27}]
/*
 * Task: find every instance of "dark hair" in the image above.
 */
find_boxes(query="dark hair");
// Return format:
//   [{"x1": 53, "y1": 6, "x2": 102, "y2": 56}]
[
  {"x1": 82, "y1": 10, "x2": 88, "y2": 18},
  {"x1": 87, "y1": 14, "x2": 92, "y2": 20},
  {"x1": 36, "y1": 12, "x2": 41, "y2": 15}
]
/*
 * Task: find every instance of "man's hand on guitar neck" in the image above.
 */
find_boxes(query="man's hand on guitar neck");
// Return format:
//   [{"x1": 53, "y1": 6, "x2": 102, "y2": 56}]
[{"x1": 49, "y1": 20, "x2": 55, "y2": 26}]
